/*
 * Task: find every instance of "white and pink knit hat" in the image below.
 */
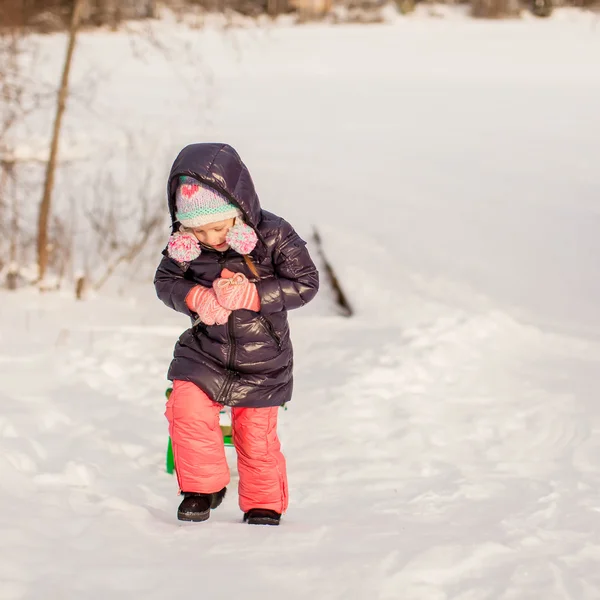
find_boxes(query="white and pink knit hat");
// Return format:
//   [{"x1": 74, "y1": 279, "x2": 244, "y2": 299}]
[
  {"x1": 175, "y1": 176, "x2": 241, "y2": 228},
  {"x1": 167, "y1": 175, "x2": 258, "y2": 263}
]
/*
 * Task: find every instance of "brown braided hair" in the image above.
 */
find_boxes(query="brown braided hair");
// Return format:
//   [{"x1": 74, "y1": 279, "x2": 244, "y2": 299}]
[{"x1": 243, "y1": 254, "x2": 260, "y2": 279}]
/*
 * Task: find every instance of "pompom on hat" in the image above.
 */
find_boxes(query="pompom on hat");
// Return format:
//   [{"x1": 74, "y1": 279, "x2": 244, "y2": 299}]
[
  {"x1": 167, "y1": 176, "x2": 257, "y2": 263},
  {"x1": 225, "y1": 220, "x2": 258, "y2": 255},
  {"x1": 167, "y1": 230, "x2": 201, "y2": 263}
]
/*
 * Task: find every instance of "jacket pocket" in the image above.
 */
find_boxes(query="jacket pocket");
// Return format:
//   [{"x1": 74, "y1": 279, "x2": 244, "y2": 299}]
[{"x1": 258, "y1": 315, "x2": 282, "y2": 349}]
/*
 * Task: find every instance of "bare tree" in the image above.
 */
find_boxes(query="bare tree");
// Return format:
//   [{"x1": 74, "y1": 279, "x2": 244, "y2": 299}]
[
  {"x1": 80, "y1": 165, "x2": 166, "y2": 293},
  {"x1": 0, "y1": 20, "x2": 52, "y2": 288},
  {"x1": 37, "y1": 0, "x2": 84, "y2": 287},
  {"x1": 0, "y1": 159, "x2": 18, "y2": 287}
]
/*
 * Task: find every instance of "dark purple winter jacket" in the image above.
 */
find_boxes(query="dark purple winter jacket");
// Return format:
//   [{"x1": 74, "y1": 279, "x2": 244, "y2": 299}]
[{"x1": 154, "y1": 143, "x2": 319, "y2": 408}]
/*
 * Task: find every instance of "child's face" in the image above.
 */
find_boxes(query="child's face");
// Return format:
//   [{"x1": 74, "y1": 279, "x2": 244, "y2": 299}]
[{"x1": 190, "y1": 218, "x2": 235, "y2": 251}]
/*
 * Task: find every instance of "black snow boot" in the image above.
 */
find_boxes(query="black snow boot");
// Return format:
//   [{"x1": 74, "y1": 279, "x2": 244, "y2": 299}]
[
  {"x1": 243, "y1": 508, "x2": 281, "y2": 526},
  {"x1": 177, "y1": 487, "x2": 227, "y2": 522}
]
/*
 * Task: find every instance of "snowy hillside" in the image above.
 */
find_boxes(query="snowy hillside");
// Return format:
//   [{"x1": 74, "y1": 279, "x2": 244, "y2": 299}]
[{"x1": 1, "y1": 10, "x2": 600, "y2": 600}]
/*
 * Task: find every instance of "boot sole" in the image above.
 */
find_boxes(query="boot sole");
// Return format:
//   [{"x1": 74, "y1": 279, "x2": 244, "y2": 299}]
[
  {"x1": 177, "y1": 509, "x2": 210, "y2": 522},
  {"x1": 245, "y1": 516, "x2": 280, "y2": 526}
]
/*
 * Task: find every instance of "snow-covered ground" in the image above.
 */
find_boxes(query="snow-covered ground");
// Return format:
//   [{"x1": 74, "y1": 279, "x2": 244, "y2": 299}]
[{"x1": 2, "y1": 10, "x2": 600, "y2": 599}]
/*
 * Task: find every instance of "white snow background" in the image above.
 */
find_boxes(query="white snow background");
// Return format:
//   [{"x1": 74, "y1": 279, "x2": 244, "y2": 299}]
[{"x1": 1, "y1": 8, "x2": 600, "y2": 600}]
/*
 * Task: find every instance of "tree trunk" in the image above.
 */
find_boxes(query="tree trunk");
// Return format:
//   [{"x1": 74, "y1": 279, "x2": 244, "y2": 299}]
[
  {"x1": 37, "y1": 0, "x2": 84, "y2": 286},
  {"x1": 0, "y1": 159, "x2": 19, "y2": 286}
]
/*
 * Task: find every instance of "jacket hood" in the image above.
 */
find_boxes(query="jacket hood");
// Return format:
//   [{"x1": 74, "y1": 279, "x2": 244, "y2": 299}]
[{"x1": 167, "y1": 143, "x2": 262, "y2": 229}]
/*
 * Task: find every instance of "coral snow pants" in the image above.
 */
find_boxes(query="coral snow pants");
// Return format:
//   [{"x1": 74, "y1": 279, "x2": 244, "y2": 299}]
[{"x1": 165, "y1": 380, "x2": 288, "y2": 514}]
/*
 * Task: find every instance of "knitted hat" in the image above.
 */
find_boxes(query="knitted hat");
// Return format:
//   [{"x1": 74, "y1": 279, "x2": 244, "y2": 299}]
[
  {"x1": 167, "y1": 175, "x2": 258, "y2": 264},
  {"x1": 175, "y1": 176, "x2": 241, "y2": 228}
]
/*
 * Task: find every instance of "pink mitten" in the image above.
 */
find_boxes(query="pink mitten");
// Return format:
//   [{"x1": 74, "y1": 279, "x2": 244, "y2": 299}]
[
  {"x1": 185, "y1": 285, "x2": 231, "y2": 325},
  {"x1": 213, "y1": 268, "x2": 260, "y2": 312}
]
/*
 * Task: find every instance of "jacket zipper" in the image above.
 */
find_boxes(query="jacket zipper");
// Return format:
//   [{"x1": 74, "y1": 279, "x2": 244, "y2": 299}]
[{"x1": 217, "y1": 317, "x2": 237, "y2": 404}]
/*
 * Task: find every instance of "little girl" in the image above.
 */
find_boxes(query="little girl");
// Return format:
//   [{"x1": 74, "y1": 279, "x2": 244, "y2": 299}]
[{"x1": 154, "y1": 143, "x2": 319, "y2": 525}]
